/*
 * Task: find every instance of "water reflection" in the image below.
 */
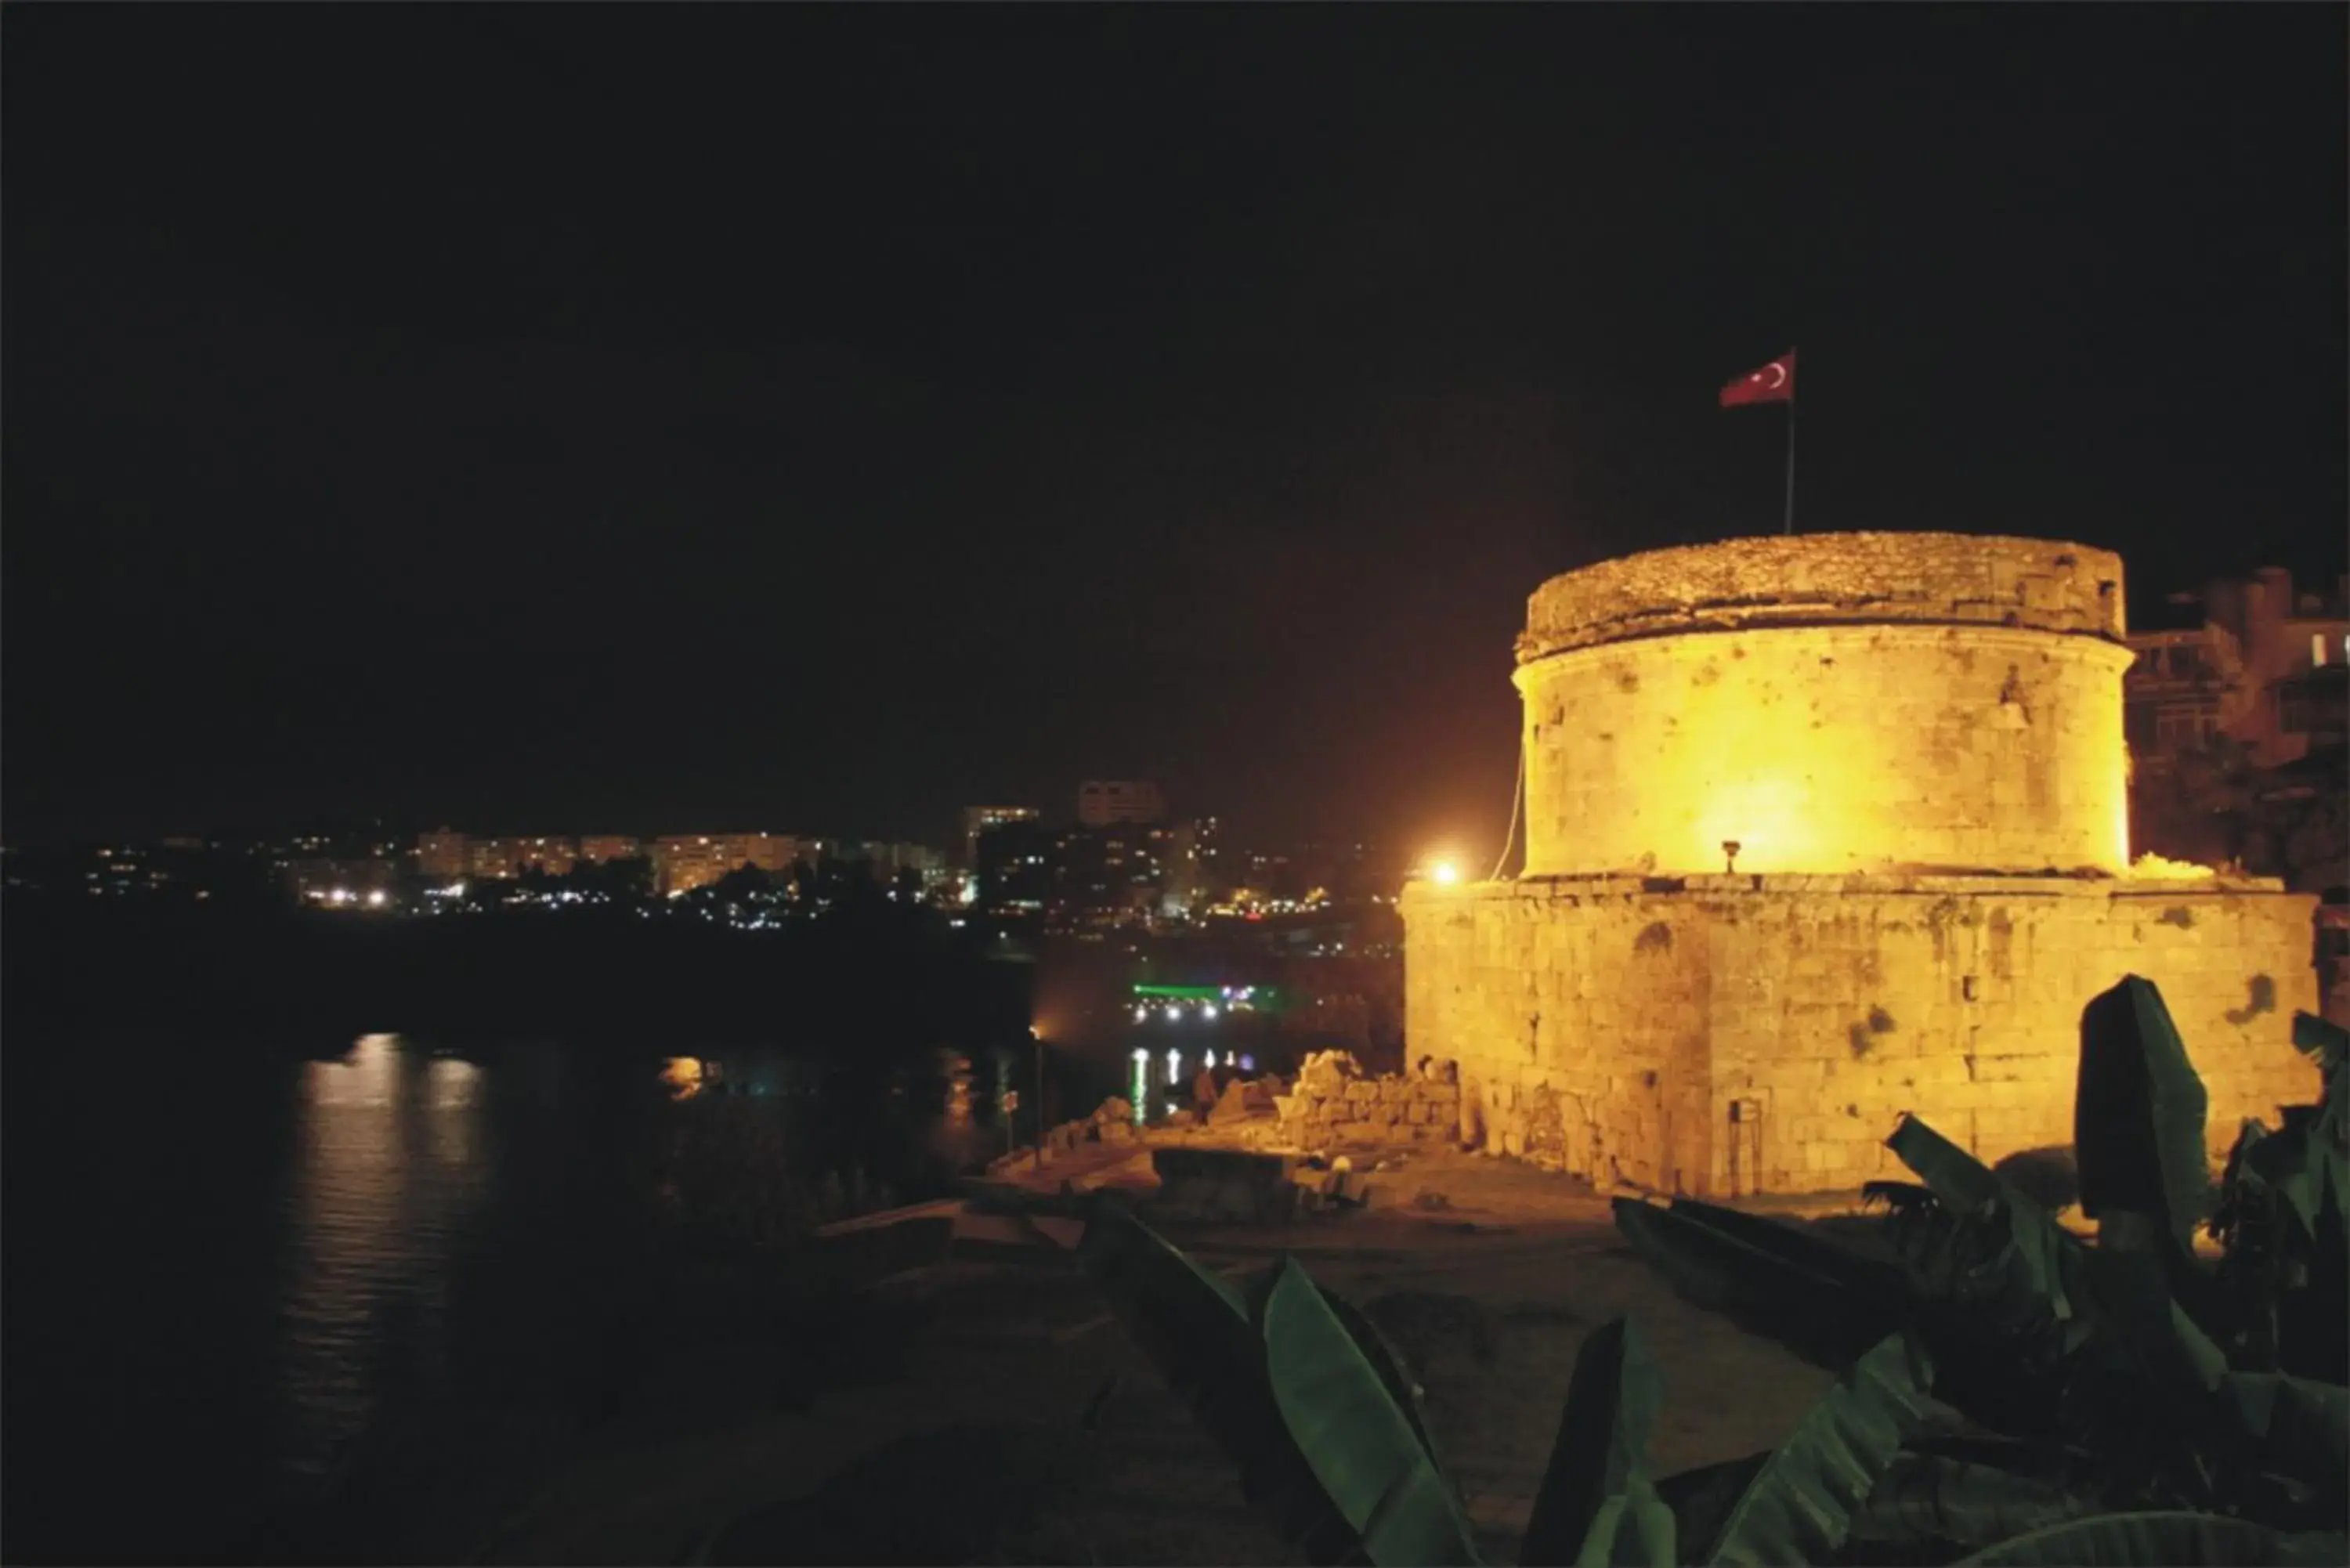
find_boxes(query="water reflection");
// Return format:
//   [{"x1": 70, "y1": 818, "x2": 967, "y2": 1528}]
[
  {"x1": 5, "y1": 1028, "x2": 1011, "y2": 1563},
  {"x1": 277, "y1": 1035, "x2": 486, "y2": 1490}
]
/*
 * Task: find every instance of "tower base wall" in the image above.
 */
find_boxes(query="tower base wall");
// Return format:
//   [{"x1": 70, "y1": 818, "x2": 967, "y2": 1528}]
[{"x1": 1401, "y1": 873, "x2": 2319, "y2": 1196}]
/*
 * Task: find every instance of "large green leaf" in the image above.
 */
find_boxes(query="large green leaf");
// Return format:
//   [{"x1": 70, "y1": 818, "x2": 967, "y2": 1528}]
[
  {"x1": 1849, "y1": 1451, "x2": 2102, "y2": 1553},
  {"x1": 1518, "y1": 1318, "x2": 1676, "y2": 1568},
  {"x1": 2075, "y1": 977, "x2": 2212, "y2": 1255},
  {"x1": 1885, "y1": 1115, "x2": 2082, "y2": 1331},
  {"x1": 1653, "y1": 1456, "x2": 1766, "y2": 1563},
  {"x1": 1658, "y1": 1199, "x2": 1910, "y2": 1300},
  {"x1": 1951, "y1": 1509, "x2": 2348, "y2": 1566},
  {"x1": 1311, "y1": 1282, "x2": 1450, "y2": 1482},
  {"x1": 2291, "y1": 1011, "x2": 2348, "y2": 1090},
  {"x1": 1260, "y1": 1258, "x2": 1484, "y2": 1567},
  {"x1": 2078, "y1": 1211, "x2": 2229, "y2": 1395},
  {"x1": 1701, "y1": 1332, "x2": 1934, "y2": 1566},
  {"x1": 2218, "y1": 1371, "x2": 2350, "y2": 1515},
  {"x1": 1076, "y1": 1203, "x2": 1365, "y2": 1563},
  {"x1": 1610, "y1": 1198, "x2": 1897, "y2": 1371}
]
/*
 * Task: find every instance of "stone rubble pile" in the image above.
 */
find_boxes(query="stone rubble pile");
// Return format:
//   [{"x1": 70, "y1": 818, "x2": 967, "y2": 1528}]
[{"x1": 1274, "y1": 1051, "x2": 1462, "y2": 1146}]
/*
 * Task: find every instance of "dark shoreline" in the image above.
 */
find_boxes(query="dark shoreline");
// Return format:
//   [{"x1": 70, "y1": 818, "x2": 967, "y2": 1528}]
[{"x1": 0, "y1": 892, "x2": 1034, "y2": 1051}]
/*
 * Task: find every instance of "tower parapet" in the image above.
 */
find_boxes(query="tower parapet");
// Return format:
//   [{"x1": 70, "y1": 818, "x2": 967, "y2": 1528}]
[{"x1": 1513, "y1": 533, "x2": 2134, "y2": 878}]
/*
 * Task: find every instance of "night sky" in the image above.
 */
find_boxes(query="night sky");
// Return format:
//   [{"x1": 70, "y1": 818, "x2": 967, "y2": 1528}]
[{"x1": 5, "y1": 6, "x2": 2342, "y2": 853}]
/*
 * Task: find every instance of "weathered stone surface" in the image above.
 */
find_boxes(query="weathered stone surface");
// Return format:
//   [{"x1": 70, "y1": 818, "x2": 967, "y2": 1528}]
[
  {"x1": 1405, "y1": 871, "x2": 2318, "y2": 1196},
  {"x1": 1344, "y1": 1081, "x2": 1380, "y2": 1103},
  {"x1": 1404, "y1": 533, "x2": 2319, "y2": 1198},
  {"x1": 1515, "y1": 537, "x2": 2133, "y2": 879}
]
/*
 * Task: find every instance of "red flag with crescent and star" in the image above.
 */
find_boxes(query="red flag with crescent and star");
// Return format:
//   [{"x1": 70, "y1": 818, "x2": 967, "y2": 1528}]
[{"x1": 1719, "y1": 352, "x2": 1795, "y2": 408}]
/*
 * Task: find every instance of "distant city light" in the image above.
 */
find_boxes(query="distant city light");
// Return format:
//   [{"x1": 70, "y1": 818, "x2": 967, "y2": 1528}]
[
  {"x1": 1238, "y1": 1054, "x2": 1256, "y2": 1072},
  {"x1": 1164, "y1": 1005, "x2": 1180, "y2": 1022},
  {"x1": 1202, "y1": 1003, "x2": 1218, "y2": 1020},
  {"x1": 1134, "y1": 1006, "x2": 1148, "y2": 1023},
  {"x1": 1131, "y1": 1047, "x2": 1149, "y2": 1064},
  {"x1": 366, "y1": 889, "x2": 388, "y2": 907},
  {"x1": 1164, "y1": 1048, "x2": 1180, "y2": 1075},
  {"x1": 1203, "y1": 1049, "x2": 1218, "y2": 1068}
]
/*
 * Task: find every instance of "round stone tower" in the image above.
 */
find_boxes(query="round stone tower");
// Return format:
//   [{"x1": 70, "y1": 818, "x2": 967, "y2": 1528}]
[{"x1": 1512, "y1": 533, "x2": 2134, "y2": 877}]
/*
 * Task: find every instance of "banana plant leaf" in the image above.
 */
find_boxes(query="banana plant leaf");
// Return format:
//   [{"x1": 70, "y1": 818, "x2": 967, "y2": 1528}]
[
  {"x1": 2292, "y1": 1011, "x2": 2347, "y2": 1093},
  {"x1": 2075, "y1": 977, "x2": 2211, "y2": 1258},
  {"x1": 1848, "y1": 1451, "x2": 2102, "y2": 1553},
  {"x1": 1610, "y1": 1197, "x2": 1898, "y2": 1371},
  {"x1": 1076, "y1": 1203, "x2": 1376, "y2": 1564},
  {"x1": 1259, "y1": 1258, "x2": 1484, "y2": 1567},
  {"x1": 1310, "y1": 1281, "x2": 1451, "y2": 1483},
  {"x1": 2076, "y1": 1211, "x2": 2229, "y2": 1396},
  {"x1": 1700, "y1": 1331, "x2": 1934, "y2": 1566},
  {"x1": 1950, "y1": 1509, "x2": 2349, "y2": 1566},
  {"x1": 1658, "y1": 1199, "x2": 1911, "y2": 1299},
  {"x1": 1653, "y1": 1456, "x2": 1766, "y2": 1563},
  {"x1": 1885, "y1": 1115, "x2": 2083, "y2": 1332},
  {"x1": 2218, "y1": 1371, "x2": 2350, "y2": 1514},
  {"x1": 1517, "y1": 1317, "x2": 1676, "y2": 1568}
]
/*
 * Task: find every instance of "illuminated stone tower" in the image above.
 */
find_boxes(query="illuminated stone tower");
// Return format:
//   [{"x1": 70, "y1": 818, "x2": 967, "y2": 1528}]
[{"x1": 1403, "y1": 533, "x2": 2319, "y2": 1196}]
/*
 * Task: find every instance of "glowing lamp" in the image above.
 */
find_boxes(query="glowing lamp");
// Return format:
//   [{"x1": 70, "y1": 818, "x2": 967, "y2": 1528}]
[{"x1": 1430, "y1": 859, "x2": 1461, "y2": 886}]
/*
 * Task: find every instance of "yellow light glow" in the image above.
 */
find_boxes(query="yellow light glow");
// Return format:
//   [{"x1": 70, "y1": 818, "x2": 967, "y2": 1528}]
[
  {"x1": 659, "y1": 1057, "x2": 705, "y2": 1100},
  {"x1": 2130, "y1": 852, "x2": 2217, "y2": 880},
  {"x1": 1692, "y1": 776, "x2": 1816, "y2": 876},
  {"x1": 1429, "y1": 859, "x2": 1462, "y2": 886}
]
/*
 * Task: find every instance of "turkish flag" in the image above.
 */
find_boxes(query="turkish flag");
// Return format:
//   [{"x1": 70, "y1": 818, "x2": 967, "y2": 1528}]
[{"x1": 1719, "y1": 352, "x2": 1795, "y2": 407}]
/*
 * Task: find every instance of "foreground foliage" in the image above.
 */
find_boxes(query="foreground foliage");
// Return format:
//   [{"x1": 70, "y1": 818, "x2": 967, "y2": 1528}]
[{"x1": 1082, "y1": 977, "x2": 2348, "y2": 1566}]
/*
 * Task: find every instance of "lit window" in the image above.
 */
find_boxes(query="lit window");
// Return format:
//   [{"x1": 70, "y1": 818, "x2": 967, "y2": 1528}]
[{"x1": 2316, "y1": 633, "x2": 2330, "y2": 667}]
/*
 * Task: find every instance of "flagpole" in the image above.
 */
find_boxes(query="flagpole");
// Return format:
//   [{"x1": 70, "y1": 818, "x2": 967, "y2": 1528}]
[
  {"x1": 1781, "y1": 371, "x2": 1798, "y2": 537},
  {"x1": 1777, "y1": 345, "x2": 1795, "y2": 536}
]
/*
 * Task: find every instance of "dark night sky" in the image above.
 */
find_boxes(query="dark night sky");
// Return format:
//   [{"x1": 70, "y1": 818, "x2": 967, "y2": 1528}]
[{"x1": 5, "y1": 5, "x2": 2342, "y2": 853}]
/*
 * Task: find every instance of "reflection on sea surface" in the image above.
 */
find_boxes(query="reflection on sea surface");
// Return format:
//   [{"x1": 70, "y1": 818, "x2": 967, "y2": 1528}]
[
  {"x1": 277, "y1": 1035, "x2": 488, "y2": 1487},
  {"x1": 0, "y1": 1030, "x2": 1010, "y2": 1565}
]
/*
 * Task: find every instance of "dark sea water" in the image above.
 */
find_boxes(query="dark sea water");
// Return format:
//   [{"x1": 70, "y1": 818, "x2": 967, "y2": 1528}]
[{"x1": 0, "y1": 1032, "x2": 1003, "y2": 1565}]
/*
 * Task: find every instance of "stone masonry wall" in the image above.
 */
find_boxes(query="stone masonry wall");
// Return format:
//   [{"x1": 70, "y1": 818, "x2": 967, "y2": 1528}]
[
  {"x1": 1517, "y1": 623, "x2": 2133, "y2": 876},
  {"x1": 1518, "y1": 533, "x2": 2127, "y2": 660},
  {"x1": 1271, "y1": 1050, "x2": 1462, "y2": 1147},
  {"x1": 1402, "y1": 874, "x2": 2320, "y2": 1197}
]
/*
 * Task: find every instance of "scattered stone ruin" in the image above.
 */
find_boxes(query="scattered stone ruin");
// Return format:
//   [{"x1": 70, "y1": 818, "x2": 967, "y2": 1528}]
[
  {"x1": 1403, "y1": 533, "x2": 2321, "y2": 1196},
  {"x1": 1271, "y1": 1050, "x2": 1464, "y2": 1145}
]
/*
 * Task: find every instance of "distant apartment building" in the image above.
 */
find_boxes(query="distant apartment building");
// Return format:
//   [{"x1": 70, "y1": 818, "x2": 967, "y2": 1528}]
[
  {"x1": 972, "y1": 820, "x2": 1061, "y2": 919},
  {"x1": 651, "y1": 833, "x2": 801, "y2": 897},
  {"x1": 859, "y1": 840, "x2": 944, "y2": 884},
  {"x1": 1060, "y1": 821, "x2": 1178, "y2": 927},
  {"x1": 577, "y1": 835, "x2": 644, "y2": 865},
  {"x1": 466, "y1": 838, "x2": 522, "y2": 880},
  {"x1": 514, "y1": 836, "x2": 577, "y2": 877},
  {"x1": 962, "y1": 806, "x2": 1039, "y2": 868},
  {"x1": 418, "y1": 829, "x2": 468, "y2": 881},
  {"x1": 2126, "y1": 568, "x2": 2349, "y2": 779},
  {"x1": 1077, "y1": 780, "x2": 1166, "y2": 827}
]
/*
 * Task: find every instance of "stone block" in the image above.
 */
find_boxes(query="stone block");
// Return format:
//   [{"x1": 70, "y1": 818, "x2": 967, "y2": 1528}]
[{"x1": 1345, "y1": 1081, "x2": 1381, "y2": 1103}]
